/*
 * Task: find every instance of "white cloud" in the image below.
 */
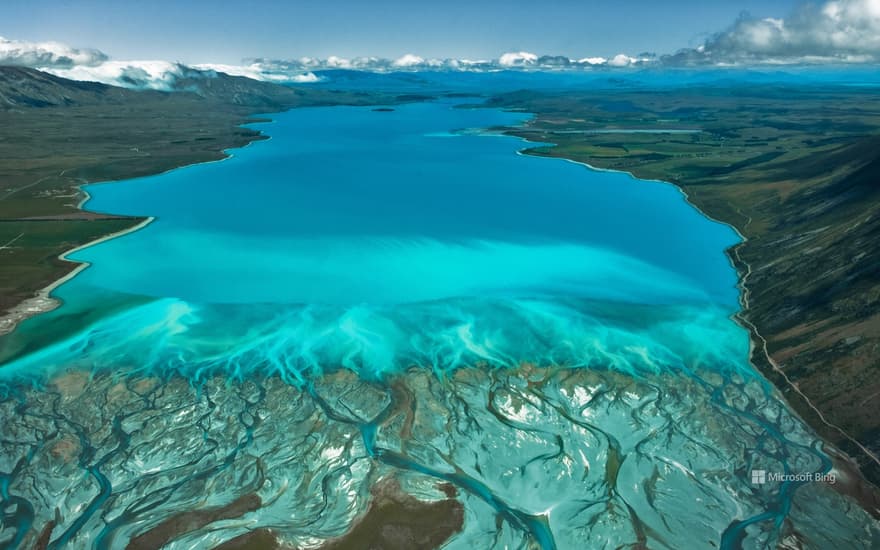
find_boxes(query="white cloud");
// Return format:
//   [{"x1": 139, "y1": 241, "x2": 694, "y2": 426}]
[
  {"x1": 0, "y1": 36, "x2": 321, "y2": 90},
  {"x1": 392, "y1": 53, "x2": 425, "y2": 67},
  {"x1": 457, "y1": 58, "x2": 491, "y2": 66},
  {"x1": 194, "y1": 63, "x2": 320, "y2": 83},
  {"x1": 0, "y1": 36, "x2": 108, "y2": 68},
  {"x1": 244, "y1": 51, "x2": 656, "y2": 74},
  {"x1": 47, "y1": 60, "x2": 188, "y2": 90},
  {"x1": 325, "y1": 55, "x2": 353, "y2": 69},
  {"x1": 292, "y1": 72, "x2": 320, "y2": 83},
  {"x1": 667, "y1": 0, "x2": 880, "y2": 65},
  {"x1": 498, "y1": 51, "x2": 539, "y2": 66},
  {"x1": 607, "y1": 54, "x2": 638, "y2": 67},
  {"x1": 0, "y1": 36, "x2": 205, "y2": 90},
  {"x1": 577, "y1": 56, "x2": 608, "y2": 65}
]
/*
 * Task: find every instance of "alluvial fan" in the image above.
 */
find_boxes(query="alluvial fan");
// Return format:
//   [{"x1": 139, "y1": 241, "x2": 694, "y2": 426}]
[{"x1": 0, "y1": 362, "x2": 876, "y2": 549}]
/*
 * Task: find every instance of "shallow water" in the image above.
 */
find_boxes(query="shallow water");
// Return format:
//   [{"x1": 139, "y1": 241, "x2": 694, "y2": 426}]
[{"x1": 0, "y1": 96, "x2": 876, "y2": 549}]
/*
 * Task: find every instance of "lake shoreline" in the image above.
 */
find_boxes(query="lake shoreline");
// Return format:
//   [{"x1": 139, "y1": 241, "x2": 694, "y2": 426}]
[
  {"x1": 513, "y1": 140, "x2": 880, "y2": 517},
  {"x1": 0, "y1": 66, "x2": 410, "y2": 334},
  {"x1": 0, "y1": 216, "x2": 156, "y2": 336},
  {"x1": 492, "y1": 84, "x2": 880, "y2": 491},
  {"x1": 503, "y1": 117, "x2": 880, "y2": 514},
  {"x1": 0, "y1": 117, "x2": 280, "y2": 338}
]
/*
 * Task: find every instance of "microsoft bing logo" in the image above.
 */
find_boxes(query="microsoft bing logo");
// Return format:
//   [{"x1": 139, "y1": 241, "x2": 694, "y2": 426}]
[{"x1": 751, "y1": 470, "x2": 766, "y2": 484}]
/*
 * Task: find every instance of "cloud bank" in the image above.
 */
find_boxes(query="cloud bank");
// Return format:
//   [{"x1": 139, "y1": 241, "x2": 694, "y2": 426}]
[
  {"x1": 0, "y1": 36, "x2": 319, "y2": 90},
  {"x1": 0, "y1": 35, "x2": 654, "y2": 87},
  {"x1": 193, "y1": 63, "x2": 319, "y2": 83},
  {"x1": 498, "y1": 51, "x2": 539, "y2": 66},
  {"x1": 245, "y1": 51, "x2": 653, "y2": 74},
  {"x1": 0, "y1": 36, "x2": 107, "y2": 68},
  {"x1": 51, "y1": 60, "x2": 319, "y2": 90},
  {"x1": 666, "y1": 0, "x2": 880, "y2": 65},
  {"x1": 50, "y1": 61, "x2": 196, "y2": 90}
]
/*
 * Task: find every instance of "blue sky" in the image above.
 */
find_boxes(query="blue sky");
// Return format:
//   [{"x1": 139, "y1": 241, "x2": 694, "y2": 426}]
[{"x1": 4, "y1": 0, "x2": 798, "y2": 63}]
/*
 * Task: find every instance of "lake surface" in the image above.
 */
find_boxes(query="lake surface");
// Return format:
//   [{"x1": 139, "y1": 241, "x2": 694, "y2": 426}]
[
  {"x1": 2, "y1": 100, "x2": 745, "y2": 378},
  {"x1": 77, "y1": 103, "x2": 738, "y2": 304},
  {"x1": 0, "y1": 92, "x2": 873, "y2": 550}
]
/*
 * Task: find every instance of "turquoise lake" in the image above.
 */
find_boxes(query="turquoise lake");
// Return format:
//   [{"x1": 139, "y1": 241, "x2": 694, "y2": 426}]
[{"x1": 1, "y1": 100, "x2": 746, "y2": 379}]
